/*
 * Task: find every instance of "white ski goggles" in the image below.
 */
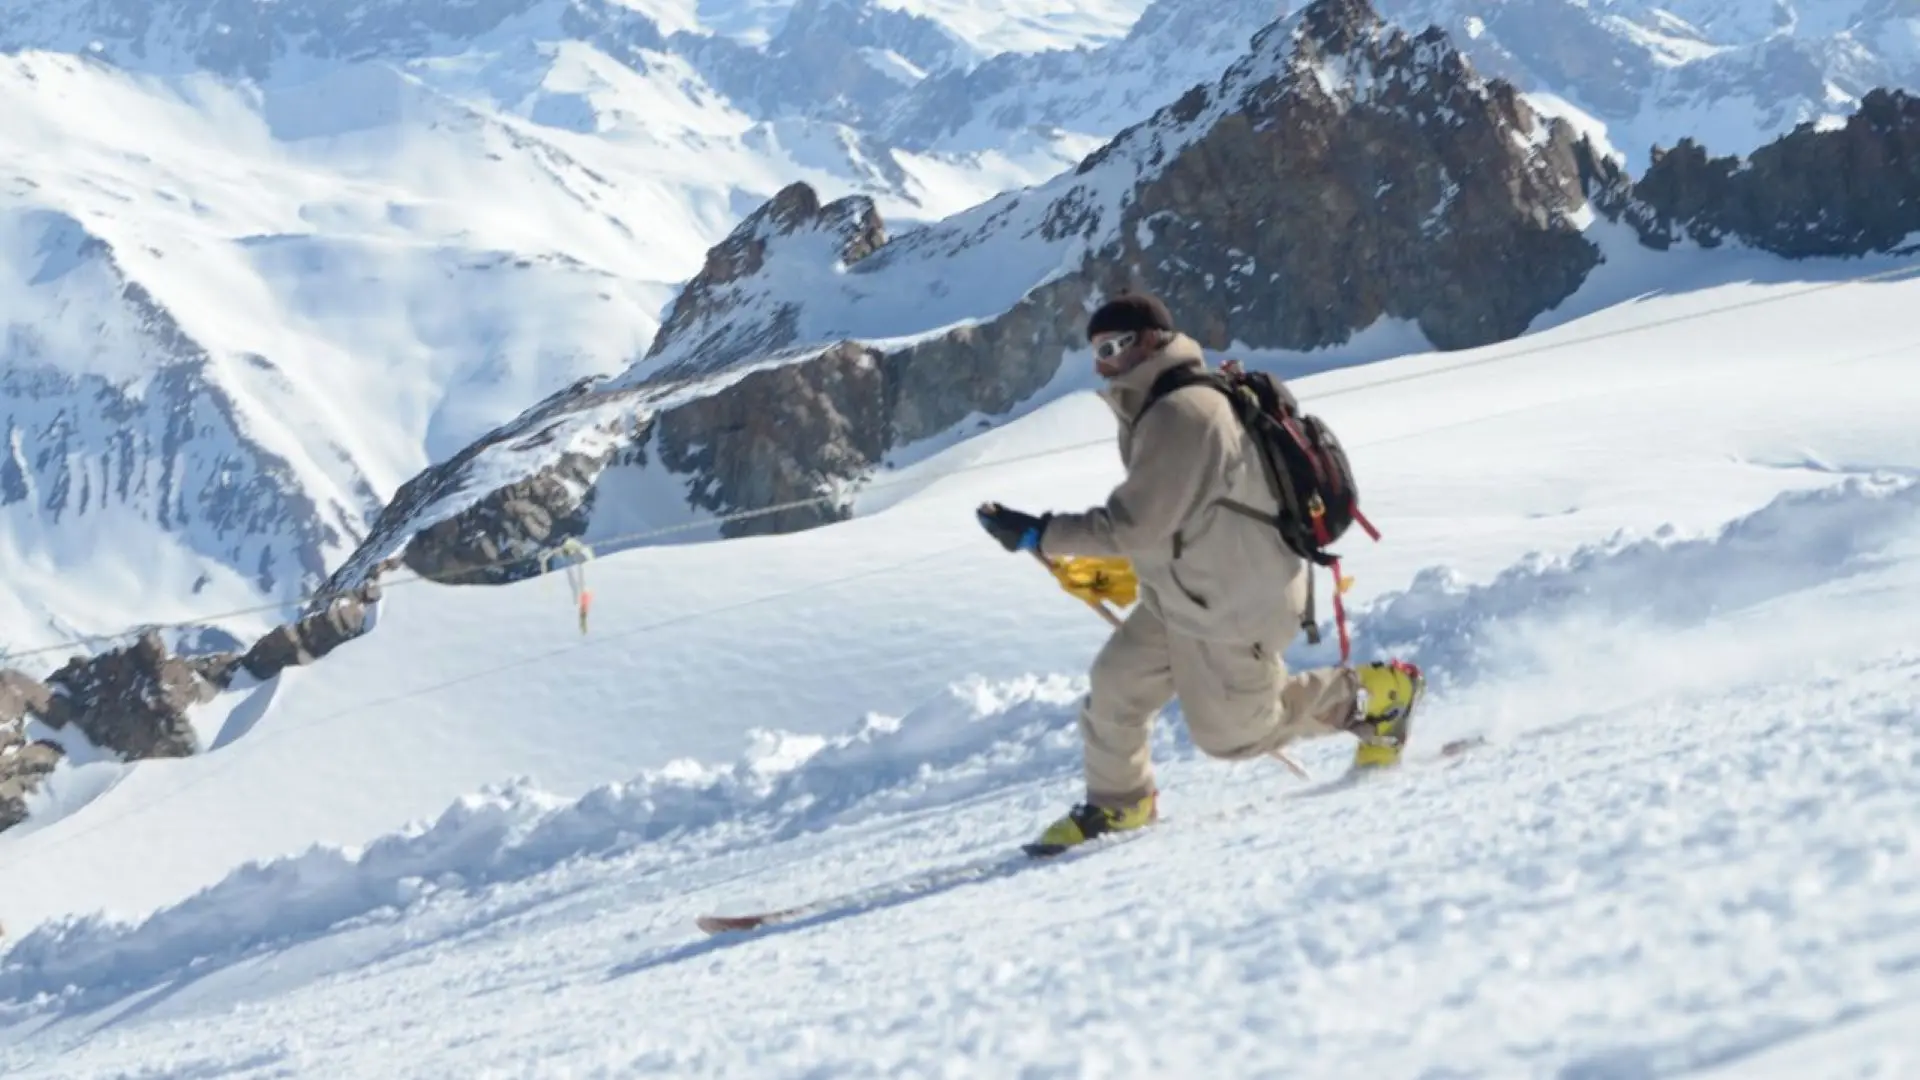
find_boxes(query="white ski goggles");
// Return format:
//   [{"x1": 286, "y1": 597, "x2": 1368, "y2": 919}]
[{"x1": 1093, "y1": 332, "x2": 1137, "y2": 361}]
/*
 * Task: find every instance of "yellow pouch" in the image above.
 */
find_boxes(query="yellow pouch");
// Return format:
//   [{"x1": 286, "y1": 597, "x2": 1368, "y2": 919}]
[{"x1": 1046, "y1": 555, "x2": 1138, "y2": 610}]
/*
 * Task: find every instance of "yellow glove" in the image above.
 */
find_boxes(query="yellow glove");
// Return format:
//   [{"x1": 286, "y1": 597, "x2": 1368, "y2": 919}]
[{"x1": 1046, "y1": 555, "x2": 1138, "y2": 610}]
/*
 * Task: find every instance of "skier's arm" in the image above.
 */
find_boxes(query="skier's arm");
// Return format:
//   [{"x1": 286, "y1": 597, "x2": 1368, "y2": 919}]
[{"x1": 1039, "y1": 394, "x2": 1226, "y2": 558}]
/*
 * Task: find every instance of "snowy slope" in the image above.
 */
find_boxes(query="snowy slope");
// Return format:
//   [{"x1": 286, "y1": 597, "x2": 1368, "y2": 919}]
[
  {"x1": 2, "y1": 245, "x2": 1917, "y2": 1074},
  {"x1": 1, "y1": 227, "x2": 1916, "y2": 1006}
]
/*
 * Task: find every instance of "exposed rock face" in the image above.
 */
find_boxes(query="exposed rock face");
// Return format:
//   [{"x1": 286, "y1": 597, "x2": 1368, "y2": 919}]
[
  {"x1": 241, "y1": 582, "x2": 383, "y2": 680},
  {"x1": 44, "y1": 632, "x2": 220, "y2": 761},
  {"x1": 882, "y1": 281, "x2": 1103, "y2": 447},
  {"x1": 0, "y1": 737, "x2": 62, "y2": 832},
  {"x1": 400, "y1": 453, "x2": 604, "y2": 585},
  {"x1": 0, "y1": 668, "x2": 62, "y2": 730},
  {"x1": 1102, "y1": 5, "x2": 1598, "y2": 352},
  {"x1": 1589, "y1": 88, "x2": 1920, "y2": 257},
  {"x1": 0, "y1": 569, "x2": 389, "y2": 835},
  {"x1": 312, "y1": 376, "x2": 643, "y2": 594},
  {"x1": 652, "y1": 341, "x2": 890, "y2": 533},
  {"x1": 0, "y1": 670, "x2": 62, "y2": 830}
]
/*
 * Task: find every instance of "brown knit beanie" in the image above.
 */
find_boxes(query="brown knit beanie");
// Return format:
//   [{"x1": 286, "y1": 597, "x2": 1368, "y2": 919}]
[{"x1": 1086, "y1": 291, "x2": 1174, "y2": 341}]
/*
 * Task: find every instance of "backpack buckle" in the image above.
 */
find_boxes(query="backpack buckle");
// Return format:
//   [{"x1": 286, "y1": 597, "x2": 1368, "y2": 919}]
[{"x1": 1306, "y1": 493, "x2": 1332, "y2": 546}]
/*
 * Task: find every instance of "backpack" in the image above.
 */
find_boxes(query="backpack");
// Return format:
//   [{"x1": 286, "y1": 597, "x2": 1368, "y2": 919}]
[{"x1": 1137, "y1": 359, "x2": 1380, "y2": 660}]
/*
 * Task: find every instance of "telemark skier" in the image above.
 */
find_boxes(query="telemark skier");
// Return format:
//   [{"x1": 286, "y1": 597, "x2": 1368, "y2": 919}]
[{"x1": 976, "y1": 291, "x2": 1425, "y2": 855}]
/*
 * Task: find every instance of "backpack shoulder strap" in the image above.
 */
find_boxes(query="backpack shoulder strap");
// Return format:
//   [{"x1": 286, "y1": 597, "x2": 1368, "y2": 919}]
[{"x1": 1135, "y1": 364, "x2": 1225, "y2": 425}]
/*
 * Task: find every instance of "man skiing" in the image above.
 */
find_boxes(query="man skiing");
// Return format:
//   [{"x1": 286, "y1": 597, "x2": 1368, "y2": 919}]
[{"x1": 975, "y1": 291, "x2": 1424, "y2": 855}]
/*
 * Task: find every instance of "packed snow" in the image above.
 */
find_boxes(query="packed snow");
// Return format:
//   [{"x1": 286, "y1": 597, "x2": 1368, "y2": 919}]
[{"x1": 2, "y1": 242, "x2": 1918, "y2": 1074}]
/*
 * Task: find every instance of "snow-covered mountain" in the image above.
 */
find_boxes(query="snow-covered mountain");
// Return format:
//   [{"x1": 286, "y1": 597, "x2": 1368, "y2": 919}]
[
  {"x1": 0, "y1": 0, "x2": 1125, "y2": 656},
  {"x1": 315, "y1": 0, "x2": 1920, "y2": 601},
  {"x1": 1390, "y1": 0, "x2": 1920, "y2": 163},
  {"x1": 888, "y1": 0, "x2": 1920, "y2": 167}
]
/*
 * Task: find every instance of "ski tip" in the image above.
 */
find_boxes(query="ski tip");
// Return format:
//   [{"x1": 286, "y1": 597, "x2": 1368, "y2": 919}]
[{"x1": 696, "y1": 914, "x2": 769, "y2": 934}]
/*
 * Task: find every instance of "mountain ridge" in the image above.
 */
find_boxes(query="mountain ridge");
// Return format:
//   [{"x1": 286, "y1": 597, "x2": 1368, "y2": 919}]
[{"x1": 325, "y1": 0, "x2": 1920, "y2": 601}]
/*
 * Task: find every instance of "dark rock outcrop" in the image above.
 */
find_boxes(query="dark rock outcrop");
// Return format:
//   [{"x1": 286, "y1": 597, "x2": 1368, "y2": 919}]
[
  {"x1": 0, "y1": 669, "x2": 63, "y2": 730},
  {"x1": 0, "y1": 670, "x2": 66, "y2": 830},
  {"x1": 1592, "y1": 88, "x2": 1920, "y2": 257},
  {"x1": 0, "y1": 738, "x2": 63, "y2": 832},
  {"x1": 0, "y1": 567, "x2": 390, "y2": 835},
  {"x1": 44, "y1": 631, "x2": 222, "y2": 761},
  {"x1": 1102, "y1": 10, "x2": 1598, "y2": 352},
  {"x1": 241, "y1": 581, "x2": 383, "y2": 679},
  {"x1": 652, "y1": 341, "x2": 891, "y2": 533},
  {"x1": 309, "y1": 374, "x2": 643, "y2": 594},
  {"x1": 400, "y1": 451, "x2": 604, "y2": 585}
]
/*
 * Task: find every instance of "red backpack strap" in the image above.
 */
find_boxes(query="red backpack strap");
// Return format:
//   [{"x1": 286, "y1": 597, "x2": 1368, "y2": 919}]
[{"x1": 1329, "y1": 558, "x2": 1352, "y2": 665}]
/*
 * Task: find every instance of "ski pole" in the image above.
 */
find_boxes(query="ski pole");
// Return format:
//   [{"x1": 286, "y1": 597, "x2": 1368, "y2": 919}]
[{"x1": 1030, "y1": 551, "x2": 1309, "y2": 780}]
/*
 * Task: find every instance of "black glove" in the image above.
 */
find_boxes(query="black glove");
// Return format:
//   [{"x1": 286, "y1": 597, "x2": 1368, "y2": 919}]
[{"x1": 976, "y1": 502, "x2": 1048, "y2": 553}]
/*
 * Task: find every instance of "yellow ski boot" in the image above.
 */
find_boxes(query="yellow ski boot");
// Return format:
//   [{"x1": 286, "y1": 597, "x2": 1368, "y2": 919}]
[
  {"x1": 1349, "y1": 660, "x2": 1424, "y2": 770},
  {"x1": 1022, "y1": 791, "x2": 1157, "y2": 857}
]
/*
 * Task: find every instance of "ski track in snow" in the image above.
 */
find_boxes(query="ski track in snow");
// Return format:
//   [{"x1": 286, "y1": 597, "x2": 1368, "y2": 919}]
[
  {"x1": 2, "y1": 636, "x2": 1915, "y2": 1076},
  {"x1": 1, "y1": 471, "x2": 1915, "y2": 1077}
]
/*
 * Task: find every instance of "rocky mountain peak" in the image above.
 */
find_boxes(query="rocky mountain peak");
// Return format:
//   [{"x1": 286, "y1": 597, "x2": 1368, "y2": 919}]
[
  {"x1": 1270, "y1": 0, "x2": 1518, "y2": 123},
  {"x1": 643, "y1": 182, "x2": 888, "y2": 376},
  {"x1": 1049, "y1": 0, "x2": 1596, "y2": 350},
  {"x1": 1293, "y1": 0, "x2": 1383, "y2": 56}
]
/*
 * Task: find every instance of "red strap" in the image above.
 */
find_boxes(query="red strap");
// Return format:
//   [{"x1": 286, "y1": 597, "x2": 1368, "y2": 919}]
[
  {"x1": 1352, "y1": 504, "x2": 1381, "y2": 542},
  {"x1": 1330, "y1": 558, "x2": 1351, "y2": 665}
]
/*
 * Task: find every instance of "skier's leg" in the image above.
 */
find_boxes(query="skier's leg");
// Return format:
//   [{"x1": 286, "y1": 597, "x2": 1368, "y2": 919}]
[
  {"x1": 1169, "y1": 638, "x2": 1359, "y2": 760},
  {"x1": 1275, "y1": 666, "x2": 1362, "y2": 744},
  {"x1": 1078, "y1": 602, "x2": 1175, "y2": 808},
  {"x1": 1026, "y1": 605, "x2": 1173, "y2": 855}
]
